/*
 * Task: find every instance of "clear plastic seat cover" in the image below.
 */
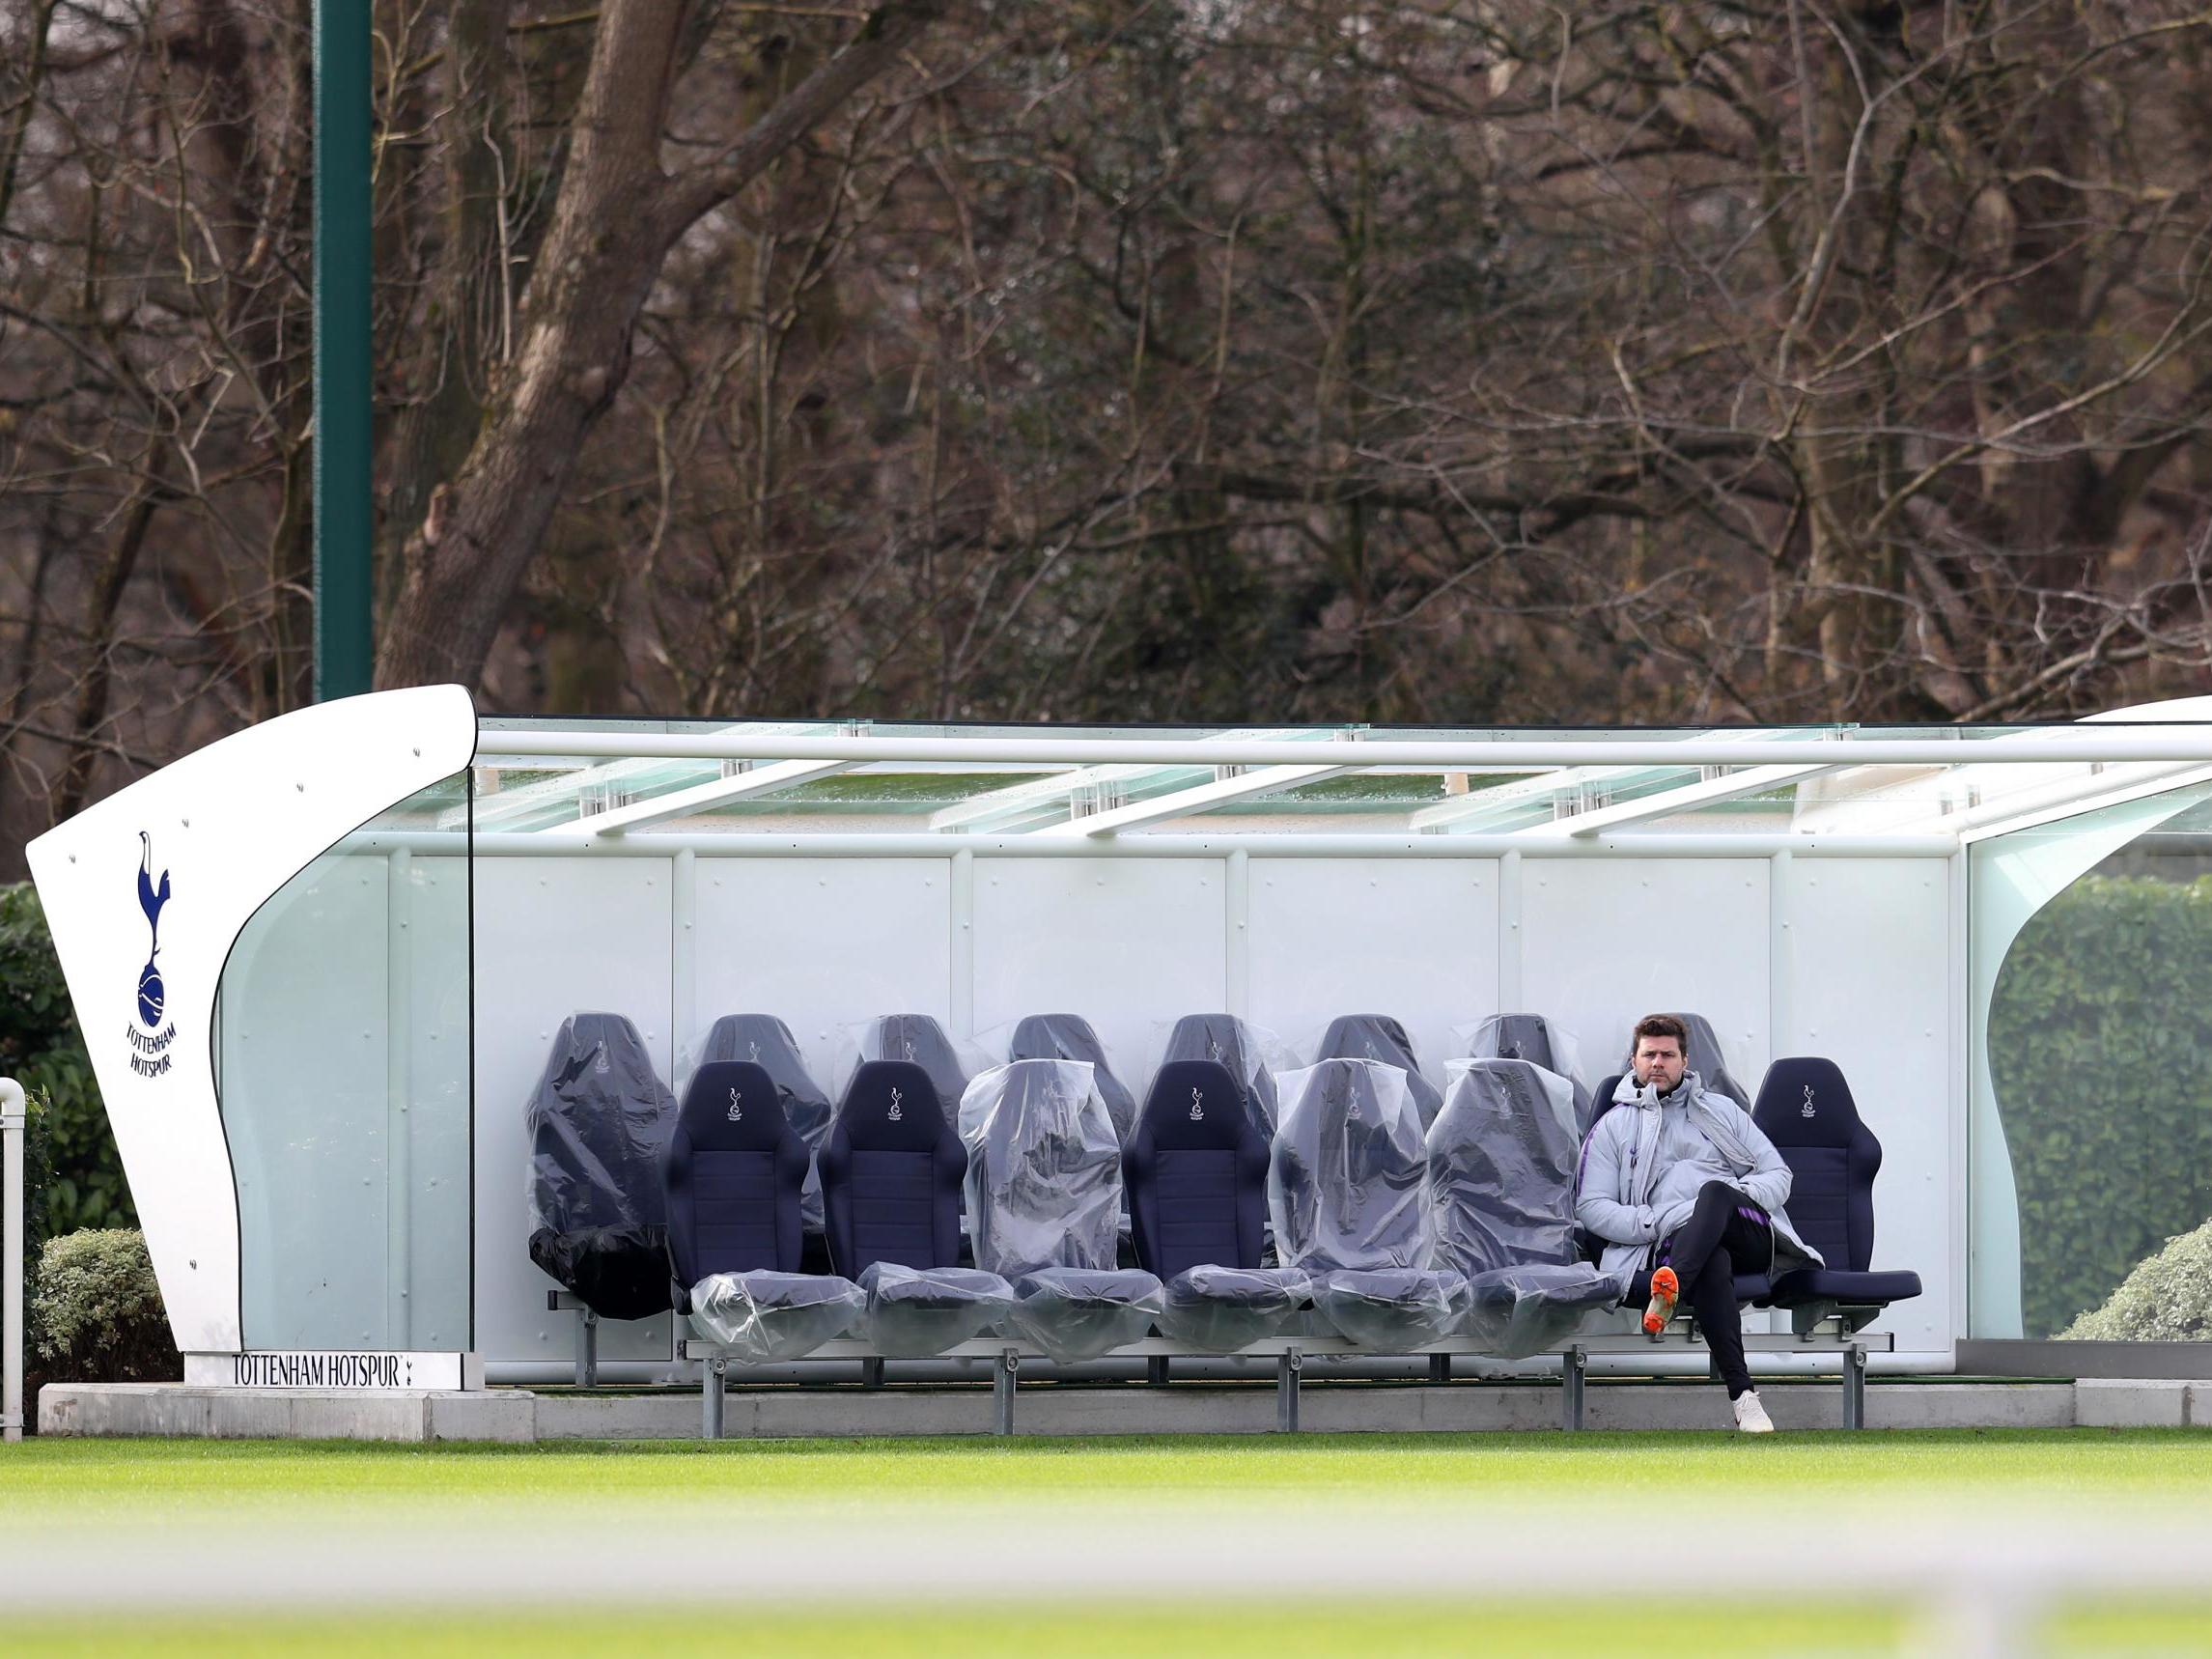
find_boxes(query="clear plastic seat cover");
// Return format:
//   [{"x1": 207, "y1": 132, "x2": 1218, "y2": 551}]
[
  {"x1": 1005, "y1": 1013, "x2": 1138, "y2": 1143},
  {"x1": 855, "y1": 1261, "x2": 1013, "y2": 1357},
  {"x1": 1314, "y1": 1014, "x2": 1442, "y2": 1128},
  {"x1": 963, "y1": 1058, "x2": 1123, "y2": 1278},
  {"x1": 1269, "y1": 1058, "x2": 1431, "y2": 1272},
  {"x1": 524, "y1": 1012, "x2": 678, "y2": 1319},
  {"x1": 1312, "y1": 1267, "x2": 1470, "y2": 1349},
  {"x1": 1460, "y1": 1013, "x2": 1592, "y2": 1132},
  {"x1": 1157, "y1": 1265, "x2": 1312, "y2": 1352},
  {"x1": 687, "y1": 1269, "x2": 864, "y2": 1364},
  {"x1": 1008, "y1": 1268, "x2": 1164, "y2": 1363},
  {"x1": 1430, "y1": 1057, "x2": 1628, "y2": 1357},
  {"x1": 697, "y1": 1014, "x2": 834, "y2": 1231}
]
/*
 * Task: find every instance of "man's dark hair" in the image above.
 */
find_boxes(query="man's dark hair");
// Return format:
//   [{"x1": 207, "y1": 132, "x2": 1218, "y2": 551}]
[{"x1": 1632, "y1": 1013, "x2": 1688, "y2": 1051}]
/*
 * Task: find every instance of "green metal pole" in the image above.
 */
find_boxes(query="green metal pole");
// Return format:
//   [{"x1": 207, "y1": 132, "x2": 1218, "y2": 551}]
[{"x1": 314, "y1": 0, "x2": 374, "y2": 700}]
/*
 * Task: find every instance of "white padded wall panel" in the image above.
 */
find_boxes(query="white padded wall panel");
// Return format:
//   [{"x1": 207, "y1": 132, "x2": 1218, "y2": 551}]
[
  {"x1": 1519, "y1": 859, "x2": 1771, "y2": 1087},
  {"x1": 972, "y1": 858, "x2": 1224, "y2": 1091},
  {"x1": 690, "y1": 858, "x2": 953, "y2": 1096},
  {"x1": 1247, "y1": 860, "x2": 1498, "y2": 1079},
  {"x1": 1778, "y1": 858, "x2": 1952, "y2": 1351},
  {"x1": 474, "y1": 858, "x2": 674, "y2": 1366}
]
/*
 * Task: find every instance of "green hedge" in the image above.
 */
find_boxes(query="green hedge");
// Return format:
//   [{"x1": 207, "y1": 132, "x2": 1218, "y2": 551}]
[
  {"x1": 30, "y1": 1228, "x2": 179, "y2": 1385},
  {"x1": 1989, "y1": 874, "x2": 2212, "y2": 1337},
  {"x1": 2062, "y1": 1217, "x2": 2212, "y2": 1340},
  {"x1": 0, "y1": 883, "x2": 130, "y2": 1233}
]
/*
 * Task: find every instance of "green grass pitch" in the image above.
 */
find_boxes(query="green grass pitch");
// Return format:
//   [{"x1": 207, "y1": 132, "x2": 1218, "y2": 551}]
[{"x1": 4, "y1": 1430, "x2": 2210, "y2": 1655}]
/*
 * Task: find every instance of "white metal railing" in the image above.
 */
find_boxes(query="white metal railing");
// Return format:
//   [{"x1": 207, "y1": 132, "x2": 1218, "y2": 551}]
[
  {"x1": 2, "y1": 1076, "x2": 25, "y2": 1444},
  {"x1": 477, "y1": 727, "x2": 2212, "y2": 768}
]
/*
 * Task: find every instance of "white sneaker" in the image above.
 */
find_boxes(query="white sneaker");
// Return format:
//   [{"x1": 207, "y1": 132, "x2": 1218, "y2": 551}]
[{"x1": 1732, "y1": 1391, "x2": 1776, "y2": 1433}]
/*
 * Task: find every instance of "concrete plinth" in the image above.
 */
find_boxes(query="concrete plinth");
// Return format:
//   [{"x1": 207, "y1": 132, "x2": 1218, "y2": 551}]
[
  {"x1": 35, "y1": 1378, "x2": 2114, "y2": 1442},
  {"x1": 40, "y1": 1384, "x2": 535, "y2": 1443},
  {"x1": 2075, "y1": 1378, "x2": 2204, "y2": 1429}
]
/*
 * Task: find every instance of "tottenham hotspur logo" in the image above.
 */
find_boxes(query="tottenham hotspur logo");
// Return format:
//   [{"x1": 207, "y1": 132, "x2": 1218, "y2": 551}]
[
  {"x1": 126, "y1": 831, "x2": 178, "y2": 1078},
  {"x1": 1189, "y1": 1086, "x2": 1205, "y2": 1122},
  {"x1": 887, "y1": 1086, "x2": 903, "y2": 1123},
  {"x1": 1801, "y1": 1083, "x2": 1817, "y2": 1119},
  {"x1": 726, "y1": 1086, "x2": 743, "y2": 1123}
]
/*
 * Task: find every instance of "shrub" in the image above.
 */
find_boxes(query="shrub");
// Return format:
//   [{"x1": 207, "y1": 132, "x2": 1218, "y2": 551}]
[
  {"x1": 30, "y1": 1228, "x2": 179, "y2": 1384},
  {"x1": 0, "y1": 883, "x2": 131, "y2": 1233},
  {"x1": 1989, "y1": 874, "x2": 2212, "y2": 1337},
  {"x1": 2061, "y1": 1219, "x2": 2212, "y2": 1340}
]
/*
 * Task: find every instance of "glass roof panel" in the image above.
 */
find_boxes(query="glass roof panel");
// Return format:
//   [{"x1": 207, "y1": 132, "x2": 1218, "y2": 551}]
[{"x1": 461, "y1": 715, "x2": 2212, "y2": 842}]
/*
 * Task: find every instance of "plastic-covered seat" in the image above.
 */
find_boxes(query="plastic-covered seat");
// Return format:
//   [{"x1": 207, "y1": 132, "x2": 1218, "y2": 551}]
[
  {"x1": 1462, "y1": 1013, "x2": 1592, "y2": 1134},
  {"x1": 965, "y1": 1058, "x2": 1161, "y2": 1361},
  {"x1": 696, "y1": 1015, "x2": 834, "y2": 1234},
  {"x1": 1427, "y1": 1058, "x2": 1625, "y2": 1357},
  {"x1": 666, "y1": 1059, "x2": 863, "y2": 1361},
  {"x1": 526, "y1": 1012, "x2": 678, "y2": 1320},
  {"x1": 822, "y1": 1059, "x2": 1009, "y2": 1355},
  {"x1": 1126, "y1": 1058, "x2": 1307, "y2": 1351},
  {"x1": 1270, "y1": 1057, "x2": 1467, "y2": 1348},
  {"x1": 1009, "y1": 1014, "x2": 1138, "y2": 1143},
  {"x1": 1750, "y1": 1057, "x2": 1923, "y2": 1325},
  {"x1": 1315, "y1": 1014, "x2": 1442, "y2": 1127},
  {"x1": 1161, "y1": 1013, "x2": 1283, "y2": 1134}
]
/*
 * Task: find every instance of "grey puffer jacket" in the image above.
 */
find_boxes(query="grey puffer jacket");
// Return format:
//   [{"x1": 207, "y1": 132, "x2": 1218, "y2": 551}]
[{"x1": 1574, "y1": 1071, "x2": 1824, "y2": 1281}]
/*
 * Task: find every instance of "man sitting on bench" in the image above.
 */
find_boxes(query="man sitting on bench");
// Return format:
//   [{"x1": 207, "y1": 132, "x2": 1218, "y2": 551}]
[{"x1": 1576, "y1": 1014, "x2": 1824, "y2": 1434}]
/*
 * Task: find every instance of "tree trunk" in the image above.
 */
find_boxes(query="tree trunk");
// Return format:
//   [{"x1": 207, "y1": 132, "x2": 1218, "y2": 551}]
[{"x1": 376, "y1": 0, "x2": 943, "y2": 692}]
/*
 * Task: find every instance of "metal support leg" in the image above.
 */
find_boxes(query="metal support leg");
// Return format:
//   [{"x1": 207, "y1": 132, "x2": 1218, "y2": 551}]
[
  {"x1": 702, "y1": 1359, "x2": 725, "y2": 1440},
  {"x1": 1429, "y1": 1352, "x2": 1450, "y2": 1385},
  {"x1": 1843, "y1": 1342, "x2": 1866, "y2": 1430},
  {"x1": 1147, "y1": 1356, "x2": 1170, "y2": 1386},
  {"x1": 574, "y1": 1307, "x2": 599, "y2": 1389},
  {"x1": 994, "y1": 1349, "x2": 1019, "y2": 1436},
  {"x1": 1561, "y1": 1344, "x2": 1587, "y2": 1432},
  {"x1": 1276, "y1": 1350, "x2": 1302, "y2": 1434},
  {"x1": 860, "y1": 1358, "x2": 886, "y2": 1390}
]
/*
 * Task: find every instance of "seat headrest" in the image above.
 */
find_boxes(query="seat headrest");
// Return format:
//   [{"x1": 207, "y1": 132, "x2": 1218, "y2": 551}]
[
  {"x1": 703, "y1": 1013, "x2": 805, "y2": 1068},
  {"x1": 1752, "y1": 1056, "x2": 1862, "y2": 1148},
  {"x1": 678, "y1": 1060, "x2": 788, "y2": 1151},
  {"x1": 1165, "y1": 1013, "x2": 1253, "y2": 1070},
  {"x1": 1139, "y1": 1059, "x2": 1253, "y2": 1148},
  {"x1": 1472, "y1": 1013, "x2": 1558, "y2": 1071},
  {"x1": 546, "y1": 1011, "x2": 654, "y2": 1092},
  {"x1": 1012, "y1": 1013, "x2": 1102, "y2": 1054},
  {"x1": 839, "y1": 1059, "x2": 949, "y2": 1149},
  {"x1": 1319, "y1": 1014, "x2": 1415, "y2": 1064}
]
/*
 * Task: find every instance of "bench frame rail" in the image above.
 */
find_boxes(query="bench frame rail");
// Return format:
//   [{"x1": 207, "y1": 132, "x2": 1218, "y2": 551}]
[{"x1": 682, "y1": 1321, "x2": 1895, "y2": 1438}]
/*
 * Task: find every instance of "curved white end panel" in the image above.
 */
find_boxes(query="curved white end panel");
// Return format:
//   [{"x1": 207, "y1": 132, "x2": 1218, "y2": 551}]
[{"x1": 24, "y1": 686, "x2": 477, "y2": 1352}]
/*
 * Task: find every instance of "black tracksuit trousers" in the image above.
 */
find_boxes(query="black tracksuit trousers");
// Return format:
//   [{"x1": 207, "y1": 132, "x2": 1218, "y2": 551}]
[{"x1": 1624, "y1": 1179, "x2": 1773, "y2": 1399}]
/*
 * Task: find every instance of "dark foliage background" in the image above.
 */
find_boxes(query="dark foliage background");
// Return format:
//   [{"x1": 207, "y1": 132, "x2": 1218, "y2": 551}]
[{"x1": 1989, "y1": 872, "x2": 2212, "y2": 1337}]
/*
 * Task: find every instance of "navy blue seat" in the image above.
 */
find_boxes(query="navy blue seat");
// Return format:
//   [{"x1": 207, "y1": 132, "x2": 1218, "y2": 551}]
[
  {"x1": 1161, "y1": 1013, "x2": 1280, "y2": 1133},
  {"x1": 820, "y1": 1059, "x2": 966, "y2": 1277},
  {"x1": 1125, "y1": 1059, "x2": 1269, "y2": 1279},
  {"x1": 1750, "y1": 1057, "x2": 1922, "y2": 1324},
  {"x1": 663, "y1": 1060, "x2": 806, "y2": 1305}
]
